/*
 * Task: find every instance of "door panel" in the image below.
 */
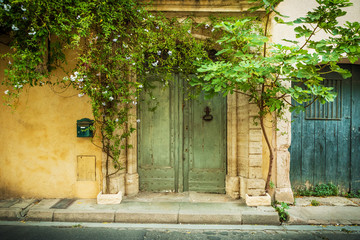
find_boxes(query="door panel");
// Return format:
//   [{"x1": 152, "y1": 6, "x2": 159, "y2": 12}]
[
  {"x1": 290, "y1": 64, "x2": 359, "y2": 192},
  {"x1": 138, "y1": 76, "x2": 226, "y2": 193},
  {"x1": 184, "y1": 91, "x2": 226, "y2": 193},
  {"x1": 351, "y1": 66, "x2": 360, "y2": 191},
  {"x1": 138, "y1": 78, "x2": 182, "y2": 192}
]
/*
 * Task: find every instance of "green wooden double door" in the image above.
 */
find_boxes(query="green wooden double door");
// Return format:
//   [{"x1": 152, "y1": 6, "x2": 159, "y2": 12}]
[
  {"x1": 290, "y1": 64, "x2": 360, "y2": 192},
  {"x1": 138, "y1": 76, "x2": 226, "y2": 193}
]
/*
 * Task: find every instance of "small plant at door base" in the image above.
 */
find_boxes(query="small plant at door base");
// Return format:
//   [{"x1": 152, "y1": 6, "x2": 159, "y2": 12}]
[
  {"x1": 273, "y1": 201, "x2": 290, "y2": 223},
  {"x1": 296, "y1": 183, "x2": 339, "y2": 197},
  {"x1": 311, "y1": 199, "x2": 320, "y2": 206},
  {"x1": 342, "y1": 190, "x2": 360, "y2": 198}
]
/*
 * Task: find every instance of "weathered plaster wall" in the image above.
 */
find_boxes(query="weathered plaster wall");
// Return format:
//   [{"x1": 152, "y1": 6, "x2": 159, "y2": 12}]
[{"x1": 0, "y1": 45, "x2": 102, "y2": 199}]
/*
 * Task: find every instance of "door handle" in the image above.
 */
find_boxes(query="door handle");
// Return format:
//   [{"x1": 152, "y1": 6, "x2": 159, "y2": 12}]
[{"x1": 203, "y1": 106, "x2": 213, "y2": 121}]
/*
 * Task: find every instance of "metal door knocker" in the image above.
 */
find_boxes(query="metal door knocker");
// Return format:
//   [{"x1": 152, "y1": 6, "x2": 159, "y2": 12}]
[{"x1": 203, "y1": 106, "x2": 213, "y2": 121}]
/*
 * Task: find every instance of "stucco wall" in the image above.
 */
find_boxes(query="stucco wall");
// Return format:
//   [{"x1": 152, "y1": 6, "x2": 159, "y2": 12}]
[
  {"x1": 0, "y1": 46, "x2": 102, "y2": 199},
  {"x1": 272, "y1": 0, "x2": 360, "y2": 44}
]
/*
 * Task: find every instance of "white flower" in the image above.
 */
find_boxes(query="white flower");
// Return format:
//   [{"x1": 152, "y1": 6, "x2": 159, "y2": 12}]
[
  {"x1": 150, "y1": 15, "x2": 154, "y2": 18},
  {"x1": 78, "y1": 93, "x2": 84, "y2": 97},
  {"x1": 4, "y1": 90, "x2": 9, "y2": 95},
  {"x1": 126, "y1": 56, "x2": 131, "y2": 60},
  {"x1": 4, "y1": 4, "x2": 11, "y2": 11},
  {"x1": 106, "y1": 85, "x2": 109, "y2": 88},
  {"x1": 102, "y1": 102, "x2": 106, "y2": 106},
  {"x1": 74, "y1": 71, "x2": 78, "y2": 76},
  {"x1": 28, "y1": 31, "x2": 36, "y2": 35},
  {"x1": 109, "y1": 96, "x2": 114, "y2": 101},
  {"x1": 76, "y1": 15, "x2": 80, "y2": 19},
  {"x1": 113, "y1": 38, "x2": 118, "y2": 42},
  {"x1": 132, "y1": 63, "x2": 136, "y2": 65},
  {"x1": 157, "y1": 50, "x2": 161, "y2": 55},
  {"x1": 123, "y1": 43, "x2": 128, "y2": 48},
  {"x1": 70, "y1": 75, "x2": 77, "y2": 81},
  {"x1": 18, "y1": 84, "x2": 23, "y2": 88},
  {"x1": 136, "y1": 119, "x2": 141, "y2": 123},
  {"x1": 21, "y1": 5, "x2": 26, "y2": 11},
  {"x1": 205, "y1": 24, "x2": 210, "y2": 29},
  {"x1": 138, "y1": 84, "x2": 143, "y2": 88},
  {"x1": 152, "y1": 60, "x2": 158, "y2": 67},
  {"x1": 211, "y1": 28, "x2": 215, "y2": 32},
  {"x1": 132, "y1": 101, "x2": 137, "y2": 105},
  {"x1": 78, "y1": 78, "x2": 83, "y2": 82},
  {"x1": 137, "y1": 9, "x2": 140, "y2": 12},
  {"x1": 102, "y1": 91, "x2": 107, "y2": 94},
  {"x1": 115, "y1": 118, "x2": 119, "y2": 122},
  {"x1": 156, "y1": 26, "x2": 159, "y2": 29},
  {"x1": 168, "y1": 50, "x2": 172, "y2": 56},
  {"x1": 187, "y1": 30, "x2": 191, "y2": 34},
  {"x1": 144, "y1": 29, "x2": 149, "y2": 32},
  {"x1": 8, "y1": 61, "x2": 11, "y2": 65},
  {"x1": 12, "y1": 25, "x2": 19, "y2": 31},
  {"x1": 143, "y1": 18, "x2": 146, "y2": 21}
]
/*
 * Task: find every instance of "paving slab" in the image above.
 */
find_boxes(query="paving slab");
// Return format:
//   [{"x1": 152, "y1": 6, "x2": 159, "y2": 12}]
[
  {"x1": 242, "y1": 210, "x2": 280, "y2": 225},
  {"x1": 178, "y1": 202, "x2": 244, "y2": 224},
  {"x1": 26, "y1": 199, "x2": 59, "y2": 221},
  {"x1": 288, "y1": 206, "x2": 360, "y2": 225},
  {"x1": 0, "y1": 199, "x2": 36, "y2": 220},
  {"x1": 115, "y1": 202, "x2": 179, "y2": 223},
  {"x1": 295, "y1": 197, "x2": 358, "y2": 206}
]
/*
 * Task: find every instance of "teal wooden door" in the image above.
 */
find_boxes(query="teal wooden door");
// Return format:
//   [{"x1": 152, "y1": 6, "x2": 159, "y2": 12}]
[
  {"x1": 138, "y1": 75, "x2": 226, "y2": 193},
  {"x1": 290, "y1": 64, "x2": 360, "y2": 192}
]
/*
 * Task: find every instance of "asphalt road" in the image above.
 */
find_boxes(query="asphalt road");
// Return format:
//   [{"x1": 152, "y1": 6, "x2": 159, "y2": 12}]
[{"x1": 1, "y1": 223, "x2": 360, "y2": 240}]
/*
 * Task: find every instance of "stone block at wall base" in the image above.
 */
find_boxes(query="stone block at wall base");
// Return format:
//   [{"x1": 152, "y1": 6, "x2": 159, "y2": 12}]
[
  {"x1": 226, "y1": 175, "x2": 240, "y2": 199},
  {"x1": 125, "y1": 173, "x2": 139, "y2": 196},
  {"x1": 97, "y1": 191, "x2": 122, "y2": 205},
  {"x1": 245, "y1": 193, "x2": 271, "y2": 206},
  {"x1": 275, "y1": 188, "x2": 294, "y2": 204}
]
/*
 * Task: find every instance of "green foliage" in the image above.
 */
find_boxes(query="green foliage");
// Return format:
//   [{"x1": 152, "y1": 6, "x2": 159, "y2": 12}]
[
  {"x1": 342, "y1": 190, "x2": 360, "y2": 198},
  {"x1": 310, "y1": 199, "x2": 320, "y2": 206},
  {"x1": 273, "y1": 201, "x2": 290, "y2": 222},
  {"x1": 296, "y1": 183, "x2": 339, "y2": 197}
]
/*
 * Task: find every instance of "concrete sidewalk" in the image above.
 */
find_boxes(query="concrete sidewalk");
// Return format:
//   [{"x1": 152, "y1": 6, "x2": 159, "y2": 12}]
[{"x1": 0, "y1": 193, "x2": 359, "y2": 225}]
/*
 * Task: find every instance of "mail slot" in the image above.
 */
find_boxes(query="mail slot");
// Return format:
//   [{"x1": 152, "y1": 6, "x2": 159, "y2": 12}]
[{"x1": 77, "y1": 118, "x2": 94, "y2": 137}]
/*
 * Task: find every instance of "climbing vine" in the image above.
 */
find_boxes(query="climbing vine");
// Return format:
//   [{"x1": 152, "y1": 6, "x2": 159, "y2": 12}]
[{"x1": 0, "y1": 0, "x2": 216, "y2": 193}]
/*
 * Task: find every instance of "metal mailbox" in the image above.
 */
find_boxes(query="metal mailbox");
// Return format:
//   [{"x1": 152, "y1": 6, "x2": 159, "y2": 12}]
[{"x1": 77, "y1": 118, "x2": 94, "y2": 137}]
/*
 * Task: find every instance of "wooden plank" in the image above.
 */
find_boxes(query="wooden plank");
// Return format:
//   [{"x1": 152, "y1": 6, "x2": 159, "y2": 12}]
[
  {"x1": 314, "y1": 119, "x2": 326, "y2": 184},
  {"x1": 337, "y1": 74, "x2": 352, "y2": 191},
  {"x1": 324, "y1": 119, "x2": 338, "y2": 185},
  {"x1": 351, "y1": 65, "x2": 360, "y2": 191},
  {"x1": 301, "y1": 111, "x2": 315, "y2": 187},
  {"x1": 290, "y1": 102, "x2": 303, "y2": 188}
]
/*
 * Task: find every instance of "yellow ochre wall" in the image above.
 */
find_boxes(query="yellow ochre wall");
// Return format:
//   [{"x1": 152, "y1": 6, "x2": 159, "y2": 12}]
[{"x1": 0, "y1": 46, "x2": 102, "y2": 199}]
